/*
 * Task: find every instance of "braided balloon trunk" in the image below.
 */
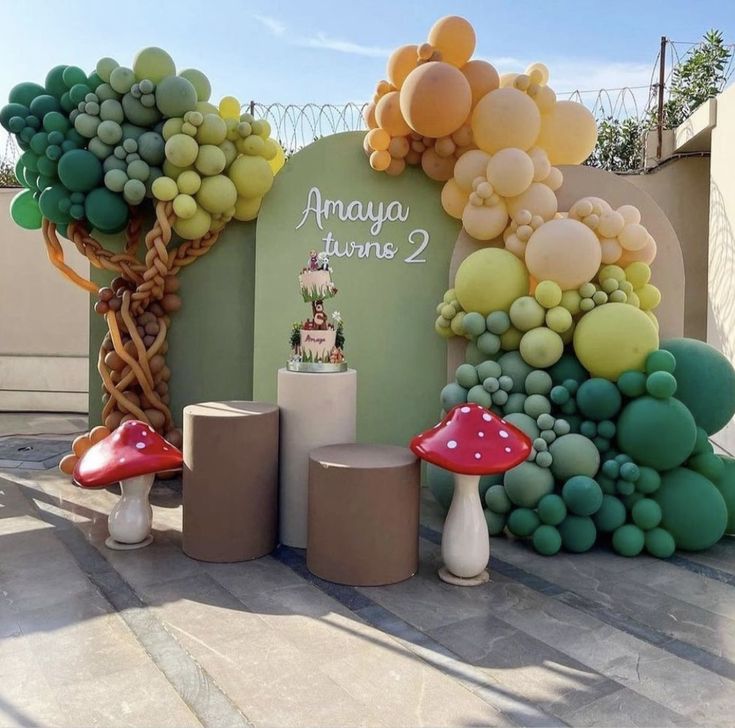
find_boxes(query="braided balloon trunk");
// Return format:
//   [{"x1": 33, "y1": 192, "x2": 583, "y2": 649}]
[{"x1": 44, "y1": 200, "x2": 221, "y2": 452}]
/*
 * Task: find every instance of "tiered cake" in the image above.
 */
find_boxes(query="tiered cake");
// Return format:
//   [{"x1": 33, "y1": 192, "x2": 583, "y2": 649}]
[{"x1": 288, "y1": 250, "x2": 346, "y2": 372}]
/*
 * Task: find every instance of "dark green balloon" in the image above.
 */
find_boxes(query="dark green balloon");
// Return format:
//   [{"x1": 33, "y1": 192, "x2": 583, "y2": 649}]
[
  {"x1": 661, "y1": 338, "x2": 735, "y2": 435},
  {"x1": 45, "y1": 65, "x2": 69, "y2": 98},
  {"x1": 558, "y1": 515, "x2": 597, "y2": 553},
  {"x1": 593, "y1": 494, "x2": 626, "y2": 532},
  {"x1": 507, "y1": 508, "x2": 540, "y2": 537},
  {"x1": 87, "y1": 72, "x2": 103, "y2": 89},
  {"x1": 646, "y1": 371, "x2": 677, "y2": 399},
  {"x1": 43, "y1": 111, "x2": 69, "y2": 134},
  {"x1": 62, "y1": 66, "x2": 87, "y2": 89},
  {"x1": 29, "y1": 95, "x2": 60, "y2": 118},
  {"x1": 14, "y1": 158, "x2": 27, "y2": 187},
  {"x1": 65, "y1": 128, "x2": 85, "y2": 145},
  {"x1": 655, "y1": 467, "x2": 727, "y2": 551},
  {"x1": 537, "y1": 493, "x2": 567, "y2": 525},
  {"x1": 60, "y1": 92, "x2": 74, "y2": 112},
  {"x1": 532, "y1": 525, "x2": 562, "y2": 555},
  {"x1": 9, "y1": 81, "x2": 45, "y2": 106},
  {"x1": 484, "y1": 509, "x2": 507, "y2": 536},
  {"x1": 645, "y1": 527, "x2": 675, "y2": 558},
  {"x1": 617, "y1": 370, "x2": 647, "y2": 398},
  {"x1": 20, "y1": 150, "x2": 39, "y2": 173},
  {"x1": 548, "y1": 353, "x2": 589, "y2": 386},
  {"x1": 616, "y1": 396, "x2": 696, "y2": 470},
  {"x1": 84, "y1": 187, "x2": 129, "y2": 233},
  {"x1": 39, "y1": 185, "x2": 72, "y2": 224},
  {"x1": 69, "y1": 84, "x2": 92, "y2": 106},
  {"x1": 631, "y1": 498, "x2": 662, "y2": 530},
  {"x1": 10, "y1": 189, "x2": 42, "y2": 229},
  {"x1": 562, "y1": 476, "x2": 603, "y2": 516},
  {"x1": 612, "y1": 524, "x2": 645, "y2": 556},
  {"x1": 576, "y1": 378, "x2": 622, "y2": 420},
  {"x1": 57, "y1": 149, "x2": 103, "y2": 192},
  {"x1": 0, "y1": 102, "x2": 29, "y2": 131},
  {"x1": 29, "y1": 132, "x2": 49, "y2": 155},
  {"x1": 714, "y1": 457, "x2": 735, "y2": 534},
  {"x1": 36, "y1": 156, "x2": 57, "y2": 178}
]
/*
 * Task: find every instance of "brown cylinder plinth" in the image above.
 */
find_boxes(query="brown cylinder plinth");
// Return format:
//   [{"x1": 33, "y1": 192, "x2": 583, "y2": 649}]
[
  {"x1": 307, "y1": 444, "x2": 420, "y2": 586},
  {"x1": 183, "y1": 401, "x2": 279, "y2": 562}
]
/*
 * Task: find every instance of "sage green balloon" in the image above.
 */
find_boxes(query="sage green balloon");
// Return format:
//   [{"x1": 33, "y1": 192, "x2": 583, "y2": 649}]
[
  {"x1": 179, "y1": 68, "x2": 211, "y2": 101},
  {"x1": 155, "y1": 75, "x2": 197, "y2": 118},
  {"x1": 504, "y1": 462, "x2": 554, "y2": 508},
  {"x1": 10, "y1": 189, "x2": 42, "y2": 229},
  {"x1": 96, "y1": 57, "x2": 119, "y2": 83},
  {"x1": 122, "y1": 93, "x2": 161, "y2": 126},
  {"x1": 109, "y1": 66, "x2": 136, "y2": 95}
]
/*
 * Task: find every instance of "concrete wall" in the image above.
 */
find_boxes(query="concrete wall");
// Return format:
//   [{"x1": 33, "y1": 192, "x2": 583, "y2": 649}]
[
  {"x1": 0, "y1": 188, "x2": 89, "y2": 412},
  {"x1": 627, "y1": 156, "x2": 711, "y2": 340},
  {"x1": 707, "y1": 86, "x2": 735, "y2": 453}
]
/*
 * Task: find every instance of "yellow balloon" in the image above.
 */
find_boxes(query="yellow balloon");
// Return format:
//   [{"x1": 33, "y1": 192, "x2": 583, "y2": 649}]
[
  {"x1": 229, "y1": 155, "x2": 274, "y2": 197},
  {"x1": 427, "y1": 15, "x2": 476, "y2": 67},
  {"x1": 441, "y1": 178, "x2": 468, "y2": 219},
  {"x1": 173, "y1": 205, "x2": 211, "y2": 240},
  {"x1": 535, "y1": 100, "x2": 597, "y2": 165},
  {"x1": 454, "y1": 248, "x2": 529, "y2": 315},
  {"x1": 573, "y1": 303, "x2": 658, "y2": 379},
  {"x1": 218, "y1": 96, "x2": 241, "y2": 120},
  {"x1": 526, "y1": 63, "x2": 550, "y2": 86},
  {"x1": 233, "y1": 195, "x2": 263, "y2": 221},
  {"x1": 461, "y1": 200, "x2": 509, "y2": 240},
  {"x1": 195, "y1": 174, "x2": 237, "y2": 214},
  {"x1": 453, "y1": 149, "x2": 490, "y2": 191},
  {"x1": 471, "y1": 88, "x2": 541, "y2": 153},
  {"x1": 524, "y1": 218, "x2": 601, "y2": 290},
  {"x1": 173, "y1": 193, "x2": 197, "y2": 219},
  {"x1": 268, "y1": 142, "x2": 286, "y2": 174},
  {"x1": 486, "y1": 148, "x2": 534, "y2": 197}
]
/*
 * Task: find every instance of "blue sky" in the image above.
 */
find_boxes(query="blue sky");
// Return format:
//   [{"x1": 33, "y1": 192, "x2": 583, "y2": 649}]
[{"x1": 2, "y1": 0, "x2": 735, "y2": 106}]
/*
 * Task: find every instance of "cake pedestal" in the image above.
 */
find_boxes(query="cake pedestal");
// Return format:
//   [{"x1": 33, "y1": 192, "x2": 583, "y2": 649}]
[{"x1": 277, "y1": 367, "x2": 357, "y2": 548}]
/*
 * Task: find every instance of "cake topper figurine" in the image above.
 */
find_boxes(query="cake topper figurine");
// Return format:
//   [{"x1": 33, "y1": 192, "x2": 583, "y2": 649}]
[{"x1": 288, "y1": 252, "x2": 346, "y2": 372}]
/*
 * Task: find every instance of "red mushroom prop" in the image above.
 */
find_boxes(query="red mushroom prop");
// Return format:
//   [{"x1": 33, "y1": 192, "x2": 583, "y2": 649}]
[
  {"x1": 410, "y1": 403, "x2": 531, "y2": 586},
  {"x1": 73, "y1": 420, "x2": 183, "y2": 550}
]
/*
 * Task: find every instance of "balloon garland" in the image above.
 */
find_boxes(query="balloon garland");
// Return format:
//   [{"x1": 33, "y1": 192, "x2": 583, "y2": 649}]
[
  {"x1": 368, "y1": 16, "x2": 735, "y2": 558},
  {"x1": 3, "y1": 48, "x2": 284, "y2": 467}
]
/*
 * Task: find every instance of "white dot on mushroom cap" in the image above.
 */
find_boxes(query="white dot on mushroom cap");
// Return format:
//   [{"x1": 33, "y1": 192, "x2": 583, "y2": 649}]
[
  {"x1": 447, "y1": 440, "x2": 458, "y2": 449},
  {"x1": 135, "y1": 442, "x2": 145, "y2": 450},
  {"x1": 499, "y1": 430, "x2": 509, "y2": 438},
  {"x1": 461, "y1": 406, "x2": 470, "y2": 413},
  {"x1": 478, "y1": 432, "x2": 485, "y2": 438},
  {"x1": 120, "y1": 457, "x2": 125, "y2": 462},
  {"x1": 163, "y1": 446, "x2": 169, "y2": 451},
  {"x1": 141, "y1": 431, "x2": 147, "y2": 437},
  {"x1": 482, "y1": 414, "x2": 492, "y2": 422},
  {"x1": 504, "y1": 447, "x2": 511, "y2": 453},
  {"x1": 474, "y1": 452, "x2": 481, "y2": 459}
]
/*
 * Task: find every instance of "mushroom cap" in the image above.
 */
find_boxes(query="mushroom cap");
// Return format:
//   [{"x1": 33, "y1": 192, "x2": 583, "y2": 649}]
[
  {"x1": 410, "y1": 403, "x2": 532, "y2": 475},
  {"x1": 73, "y1": 420, "x2": 183, "y2": 488}
]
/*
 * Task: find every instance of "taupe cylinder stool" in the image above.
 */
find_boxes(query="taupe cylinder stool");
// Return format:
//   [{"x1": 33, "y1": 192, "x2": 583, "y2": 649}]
[
  {"x1": 183, "y1": 401, "x2": 278, "y2": 562},
  {"x1": 307, "y1": 444, "x2": 420, "y2": 586}
]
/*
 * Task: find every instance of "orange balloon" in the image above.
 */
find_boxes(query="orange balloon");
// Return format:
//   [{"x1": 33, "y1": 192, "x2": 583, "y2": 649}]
[
  {"x1": 421, "y1": 147, "x2": 455, "y2": 181},
  {"x1": 385, "y1": 157, "x2": 406, "y2": 176},
  {"x1": 435, "y1": 136, "x2": 456, "y2": 158},
  {"x1": 72, "y1": 434, "x2": 91, "y2": 458},
  {"x1": 387, "y1": 44, "x2": 419, "y2": 88},
  {"x1": 89, "y1": 425, "x2": 111, "y2": 444},
  {"x1": 375, "y1": 91, "x2": 411, "y2": 137},
  {"x1": 400, "y1": 62, "x2": 472, "y2": 139},
  {"x1": 59, "y1": 453, "x2": 77, "y2": 476},
  {"x1": 362, "y1": 101, "x2": 377, "y2": 129},
  {"x1": 370, "y1": 149, "x2": 391, "y2": 171},
  {"x1": 366, "y1": 128, "x2": 390, "y2": 152},
  {"x1": 452, "y1": 124, "x2": 473, "y2": 147},
  {"x1": 462, "y1": 60, "x2": 500, "y2": 106},
  {"x1": 388, "y1": 136, "x2": 410, "y2": 158},
  {"x1": 406, "y1": 149, "x2": 421, "y2": 165},
  {"x1": 441, "y1": 178, "x2": 468, "y2": 219},
  {"x1": 428, "y1": 16, "x2": 476, "y2": 67}
]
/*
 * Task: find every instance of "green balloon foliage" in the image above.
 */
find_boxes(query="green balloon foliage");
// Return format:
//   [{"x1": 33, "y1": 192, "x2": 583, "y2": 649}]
[
  {"x1": 0, "y1": 102, "x2": 29, "y2": 131},
  {"x1": 84, "y1": 187, "x2": 129, "y2": 233},
  {"x1": 655, "y1": 467, "x2": 727, "y2": 551},
  {"x1": 485, "y1": 509, "x2": 507, "y2": 536},
  {"x1": 10, "y1": 189, "x2": 42, "y2": 229}
]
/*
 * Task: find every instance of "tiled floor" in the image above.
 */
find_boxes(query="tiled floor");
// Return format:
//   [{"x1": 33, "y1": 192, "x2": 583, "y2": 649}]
[{"x1": 1, "y1": 413, "x2": 734, "y2": 727}]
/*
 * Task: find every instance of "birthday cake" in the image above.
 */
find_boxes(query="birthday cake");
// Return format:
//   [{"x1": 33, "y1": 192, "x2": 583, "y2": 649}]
[{"x1": 288, "y1": 250, "x2": 347, "y2": 372}]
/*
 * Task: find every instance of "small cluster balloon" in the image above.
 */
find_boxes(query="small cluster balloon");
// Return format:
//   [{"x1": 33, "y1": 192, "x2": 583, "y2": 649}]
[{"x1": 3, "y1": 48, "x2": 284, "y2": 450}]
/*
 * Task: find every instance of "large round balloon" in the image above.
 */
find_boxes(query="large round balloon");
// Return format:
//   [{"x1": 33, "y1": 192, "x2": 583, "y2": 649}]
[
  {"x1": 10, "y1": 189, "x2": 42, "y2": 230},
  {"x1": 536, "y1": 101, "x2": 598, "y2": 165},
  {"x1": 461, "y1": 61, "x2": 500, "y2": 106},
  {"x1": 454, "y1": 248, "x2": 529, "y2": 315},
  {"x1": 427, "y1": 16, "x2": 476, "y2": 67},
  {"x1": 386, "y1": 45, "x2": 419, "y2": 88},
  {"x1": 471, "y1": 88, "x2": 541, "y2": 154},
  {"x1": 655, "y1": 467, "x2": 727, "y2": 551},
  {"x1": 661, "y1": 337, "x2": 735, "y2": 435},
  {"x1": 400, "y1": 62, "x2": 472, "y2": 139},
  {"x1": 524, "y1": 218, "x2": 601, "y2": 290},
  {"x1": 573, "y1": 304, "x2": 658, "y2": 380}
]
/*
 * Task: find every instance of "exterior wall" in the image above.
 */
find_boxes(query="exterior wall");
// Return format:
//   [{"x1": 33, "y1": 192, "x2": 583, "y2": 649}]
[
  {"x1": 0, "y1": 188, "x2": 89, "y2": 412},
  {"x1": 707, "y1": 85, "x2": 735, "y2": 453},
  {"x1": 627, "y1": 156, "x2": 711, "y2": 340}
]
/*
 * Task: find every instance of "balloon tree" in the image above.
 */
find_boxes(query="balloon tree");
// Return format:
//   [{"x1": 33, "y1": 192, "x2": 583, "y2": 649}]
[
  {"x1": 368, "y1": 16, "x2": 735, "y2": 558},
  {"x1": 3, "y1": 48, "x2": 284, "y2": 467}
]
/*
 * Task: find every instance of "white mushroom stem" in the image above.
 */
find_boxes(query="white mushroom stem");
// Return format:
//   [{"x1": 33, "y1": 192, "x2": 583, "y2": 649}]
[
  {"x1": 107, "y1": 473, "x2": 154, "y2": 547},
  {"x1": 441, "y1": 473, "x2": 490, "y2": 580}
]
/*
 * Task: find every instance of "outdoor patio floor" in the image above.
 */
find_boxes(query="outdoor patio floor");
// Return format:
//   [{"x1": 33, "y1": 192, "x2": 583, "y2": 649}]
[{"x1": 1, "y1": 413, "x2": 735, "y2": 727}]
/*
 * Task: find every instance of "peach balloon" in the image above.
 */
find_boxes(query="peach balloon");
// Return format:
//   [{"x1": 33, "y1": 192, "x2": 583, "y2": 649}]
[
  {"x1": 486, "y1": 148, "x2": 535, "y2": 197},
  {"x1": 441, "y1": 178, "x2": 469, "y2": 219},
  {"x1": 528, "y1": 147, "x2": 551, "y2": 182},
  {"x1": 421, "y1": 147, "x2": 455, "y2": 181},
  {"x1": 526, "y1": 62, "x2": 550, "y2": 85},
  {"x1": 461, "y1": 60, "x2": 500, "y2": 106},
  {"x1": 618, "y1": 235, "x2": 657, "y2": 266},
  {"x1": 363, "y1": 101, "x2": 377, "y2": 129},
  {"x1": 532, "y1": 85, "x2": 557, "y2": 114},
  {"x1": 366, "y1": 128, "x2": 390, "y2": 152},
  {"x1": 544, "y1": 167, "x2": 563, "y2": 190},
  {"x1": 435, "y1": 136, "x2": 457, "y2": 158},
  {"x1": 462, "y1": 200, "x2": 509, "y2": 240},
  {"x1": 619, "y1": 223, "x2": 649, "y2": 251},
  {"x1": 370, "y1": 149, "x2": 391, "y2": 171},
  {"x1": 499, "y1": 73, "x2": 518, "y2": 88},
  {"x1": 428, "y1": 16, "x2": 476, "y2": 67},
  {"x1": 600, "y1": 238, "x2": 623, "y2": 264},
  {"x1": 536, "y1": 100, "x2": 598, "y2": 164},
  {"x1": 453, "y1": 149, "x2": 490, "y2": 191},
  {"x1": 376, "y1": 91, "x2": 412, "y2": 137},
  {"x1": 506, "y1": 182, "x2": 558, "y2": 221},
  {"x1": 617, "y1": 204, "x2": 642, "y2": 225},
  {"x1": 472, "y1": 88, "x2": 541, "y2": 153},
  {"x1": 388, "y1": 136, "x2": 410, "y2": 158},
  {"x1": 406, "y1": 149, "x2": 421, "y2": 165},
  {"x1": 525, "y1": 218, "x2": 602, "y2": 290},
  {"x1": 400, "y1": 62, "x2": 472, "y2": 138},
  {"x1": 387, "y1": 44, "x2": 419, "y2": 88},
  {"x1": 452, "y1": 123, "x2": 473, "y2": 147},
  {"x1": 385, "y1": 157, "x2": 406, "y2": 176}
]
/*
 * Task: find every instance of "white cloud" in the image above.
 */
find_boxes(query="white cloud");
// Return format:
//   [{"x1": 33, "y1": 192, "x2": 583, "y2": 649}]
[{"x1": 252, "y1": 15, "x2": 390, "y2": 59}]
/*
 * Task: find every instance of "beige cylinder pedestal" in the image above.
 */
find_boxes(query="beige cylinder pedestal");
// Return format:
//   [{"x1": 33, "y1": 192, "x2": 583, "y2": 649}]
[
  {"x1": 182, "y1": 401, "x2": 279, "y2": 562},
  {"x1": 277, "y1": 368, "x2": 357, "y2": 548},
  {"x1": 307, "y1": 444, "x2": 420, "y2": 586}
]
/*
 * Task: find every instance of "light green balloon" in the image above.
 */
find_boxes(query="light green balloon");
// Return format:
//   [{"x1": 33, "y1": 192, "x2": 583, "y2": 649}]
[
  {"x1": 123, "y1": 178, "x2": 146, "y2": 204},
  {"x1": 97, "y1": 120, "x2": 123, "y2": 145},
  {"x1": 99, "y1": 99, "x2": 124, "y2": 123},
  {"x1": 179, "y1": 68, "x2": 211, "y2": 101},
  {"x1": 155, "y1": 76, "x2": 197, "y2": 118},
  {"x1": 133, "y1": 47, "x2": 176, "y2": 84},
  {"x1": 10, "y1": 189, "x2": 42, "y2": 229},
  {"x1": 96, "y1": 57, "x2": 119, "y2": 83},
  {"x1": 104, "y1": 169, "x2": 128, "y2": 192},
  {"x1": 109, "y1": 67, "x2": 136, "y2": 95}
]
